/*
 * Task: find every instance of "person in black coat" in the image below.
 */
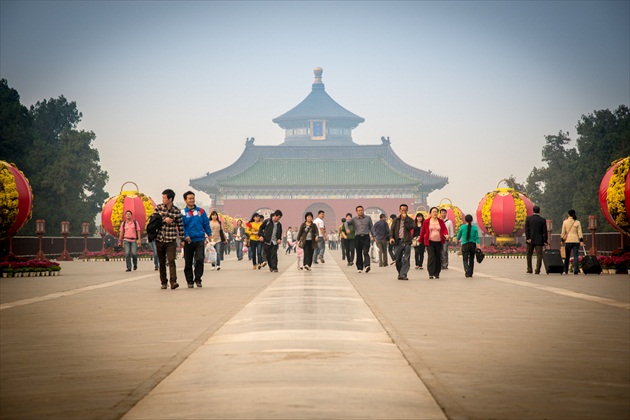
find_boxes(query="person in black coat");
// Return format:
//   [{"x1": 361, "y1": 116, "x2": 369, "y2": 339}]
[
  {"x1": 525, "y1": 205, "x2": 548, "y2": 274},
  {"x1": 258, "y1": 210, "x2": 283, "y2": 272}
]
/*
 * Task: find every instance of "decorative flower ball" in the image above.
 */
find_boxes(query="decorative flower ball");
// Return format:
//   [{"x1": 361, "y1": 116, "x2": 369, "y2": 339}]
[
  {"x1": 599, "y1": 156, "x2": 630, "y2": 237},
  {"x1": 437, "y1": 198, "x2": 464, "y2": 235},
  {"x1": 476, "y1": 179, "x2": 533, "y2": 243},
  {"x1": 101, "y1": 182, "x2": 156, "y2": 237},
  {"x1": 0, "y1": 161, "x2": 33, "y2": 239}
]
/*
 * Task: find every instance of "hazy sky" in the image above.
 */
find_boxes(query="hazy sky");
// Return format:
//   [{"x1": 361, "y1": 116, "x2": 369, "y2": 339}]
[{"x1": 1, "y1": 1, "x2": 628, "y2": 215}]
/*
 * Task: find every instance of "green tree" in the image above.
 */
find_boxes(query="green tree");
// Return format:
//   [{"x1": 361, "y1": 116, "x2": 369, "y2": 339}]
[
  {"x1": 0, "y1": 79, "x2": 33, "y2": 171},
  {"x1": 573, "y1": 105, "x2": 630, "y2": 226},
  {"x1": 525, "y1": 131, "x2": 578, "y2": 228},
  {"x1": 0, "y1": 80, "x2": 109, "y2": 236}
]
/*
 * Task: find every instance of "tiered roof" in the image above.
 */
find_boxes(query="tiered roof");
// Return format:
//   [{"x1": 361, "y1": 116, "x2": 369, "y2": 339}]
[
  {"x1": 189, "y1": 68, "x2": 448, "y2": 199},
  {"x1": 190, "y1": 142, "x2": 448, "y2": 195}
]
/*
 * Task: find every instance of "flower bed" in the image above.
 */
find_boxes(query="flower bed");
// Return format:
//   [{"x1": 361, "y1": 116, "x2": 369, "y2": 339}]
[
  {"x1": 480, "y1": 244, "x2": 528, "y2": 258},
  {"x1": 0, "y1": 256, "x2": 61, "y2": 278},
  {"x1": 83, "y1": 246, "x2": 155, "y2": 262}
]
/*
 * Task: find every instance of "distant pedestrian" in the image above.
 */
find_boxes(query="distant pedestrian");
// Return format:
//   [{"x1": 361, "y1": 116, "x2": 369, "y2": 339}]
[
  {"x1": 260, "y1": 210, "x2": 283, "y2": 272},
  {"x1": 560, "y1": 209, "x2": 584, "y2": 275},
  {"x1": 296, "y1": 212, "x2": 319, "y2": 271},
  {"x1": 233, "y1": 220, "x2": 246, "y2": 261},
  {"x1": 246, "y1": 213, "x2": 264, "y2": 270},
  {"x1": 285, "y1": 226, "x2": 294, "y2": 255},
  {"x1": 296, "y1": 243, "x2": 304, "y2": 270},
  {"x1": 412, "y1": 212, "x2": 425, "y2": 269},
  {"x1": 118, "y1": 210, "x2": 141, "y2": 272},
  {"x1": 373, "y1": 213, "x2": 390, "y2": 267},
  {"x1": 340, "y1": 214, "x2": 356, "y2": 266},
  {"x1": 313, "y1": 210, "x2": 326, "y2": 264},
  {"x1": 346, "y1": 206, "x2": 376, "y2": 273},
  {"x1": 389, "y1": 204, "x2": 415, "y2": 280},
  {"x1": 440, "y1": 208, "x2": 455, "y2": 269},
  {"x1": 388, "y1": 214, "x2": 397, "y2": 264},
  {"x1": 209, "y1": 210, "x2": 227, "y2": 271},
  {"x1": 456, "y1": 214, "x2": 480, "y2": 278},
  {"x1": 181, "y1": 191, "x2": 211, "y2": 287},
  {"x1": 421, "y1": 207, "x2": 448, "y2": 279},
  {"x1": 155, "y1": 189, "x2": 185, "y2": 289},
  {"x1": 525, "y1": 205, "x2": 548, "y2": 274}
]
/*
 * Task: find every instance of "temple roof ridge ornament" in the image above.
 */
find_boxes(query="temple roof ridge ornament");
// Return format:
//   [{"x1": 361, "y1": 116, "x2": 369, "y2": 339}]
[{"x1": 272, "y1": 67, "x2": 364, "y2": 144}]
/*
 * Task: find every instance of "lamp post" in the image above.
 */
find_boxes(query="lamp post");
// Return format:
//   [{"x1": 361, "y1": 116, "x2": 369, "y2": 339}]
[
  {"x1": 588, "y1": 215, "x2": 598, "y2": 256},
  {"x1": 81, "y1": 222, "x2": 90, "y2": 259},
  {"x1": 58, "y1": 221, "x2": 73, "y2": 261},
  {"x1": 546, "y1": 219, "x2": 553, "y2": 247},
  {"x1": 99, "y1": 224, "x2": 106, "y2": 252},
  {"x1": 35, "y1": 219, "x2": 46, "y2": 260}
]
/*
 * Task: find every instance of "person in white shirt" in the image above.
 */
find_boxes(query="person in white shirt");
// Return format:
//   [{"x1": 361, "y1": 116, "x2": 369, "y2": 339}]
[
  {"x1": 440, "y1": 208, "x2": 455, "y2": 269},
  {"x1": 313, "y1": 210, "x2": 326, "y2": 264}
]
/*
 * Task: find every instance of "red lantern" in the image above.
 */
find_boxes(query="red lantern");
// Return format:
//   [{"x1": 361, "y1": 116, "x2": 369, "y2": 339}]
[
  {"x1": 0, "y1": 161, "x2": 34, "y2": 239},
  {"x1": 476, "y1": 179, "x2": 534, "y2": 244},
  {"x1": 101, "y1": 182, "x2": 156, "y2": 237},
  {"x1": 475, "y1": 197, "x2": 490, "y2": 235},
  {"x1": 599, "y1": 157, "x2": 630, "y2": 237}
]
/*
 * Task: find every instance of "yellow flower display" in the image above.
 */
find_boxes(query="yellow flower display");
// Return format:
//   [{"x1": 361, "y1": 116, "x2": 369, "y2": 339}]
[
  {"x1": 0, "y1": 162, "x2": 19, "y2": 238},
  {"x1": 606, "y1": 157, "x2": 629, "y2": 236},
  {"x1": 480, "y1": 185, "x2": 528, "y2": 239},
  {"x1": 108, "y1": 182, "x2": 156, "y2": 236}
]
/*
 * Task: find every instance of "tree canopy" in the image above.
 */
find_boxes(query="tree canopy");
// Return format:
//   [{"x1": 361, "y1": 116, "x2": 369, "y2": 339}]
[
  {"x1": 0, "y1": 79, "x2": 109, "y2": 236},
  {"x1": 524, "y1": 105, "x2": 630, "y2": 230}
]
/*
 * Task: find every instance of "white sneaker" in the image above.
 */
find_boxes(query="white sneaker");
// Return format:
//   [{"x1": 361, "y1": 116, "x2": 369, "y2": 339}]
[
  {"x1": 211, "y1": 266, "x2": 215, "y2": 271},
  {"x1": 357, "y1": 269, "x2": 362, "y2": 273}
]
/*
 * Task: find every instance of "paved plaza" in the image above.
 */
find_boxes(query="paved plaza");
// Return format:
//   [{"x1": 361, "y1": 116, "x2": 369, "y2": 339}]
[{"x1": 1, "y1": 249, "x2": 628, "y2": 419}]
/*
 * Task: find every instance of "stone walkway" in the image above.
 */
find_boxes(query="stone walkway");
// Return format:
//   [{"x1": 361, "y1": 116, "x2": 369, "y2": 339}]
[{"x1": 1, "y1": 249, "x2": 628, "y2": 419}]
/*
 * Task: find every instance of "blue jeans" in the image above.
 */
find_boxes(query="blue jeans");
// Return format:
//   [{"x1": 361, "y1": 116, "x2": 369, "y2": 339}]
[
  {"x1": 313, "y1": 237, "x2": 325, "y2": 261},
  {"x1": 235, "y1": 240, "x2": 243, "y2": 259},
  {"x1": 213, "y1": 242, "x2": 223, "y2": 267},
  {"x1": 563, "y1": 242, "x2": 580, "y2": 274},
  {"x1": 123, "y1": 241, "x2": 138, "y2": 270},
  {"x1": 150, "y1": 241, "x2": 158, "y2": 269},
  {"x1": 249, "y1": 240, "x2": 262, "y2": 266}
]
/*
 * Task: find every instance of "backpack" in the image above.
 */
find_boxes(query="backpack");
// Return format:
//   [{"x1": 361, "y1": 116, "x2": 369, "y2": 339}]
[{"x1": 146, "y1": 212, "x2": 164, "y2": 242}]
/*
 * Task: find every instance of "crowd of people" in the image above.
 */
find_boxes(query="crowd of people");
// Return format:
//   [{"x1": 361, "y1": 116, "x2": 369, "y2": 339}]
[{"x1": 119, "y1": 189, "x2": 583, "y2": 289}]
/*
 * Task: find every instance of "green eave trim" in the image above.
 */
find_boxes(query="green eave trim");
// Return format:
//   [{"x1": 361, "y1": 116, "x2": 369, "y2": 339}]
[{"x1": 217, "y1": 159, "x2": 420, "y2": 187}]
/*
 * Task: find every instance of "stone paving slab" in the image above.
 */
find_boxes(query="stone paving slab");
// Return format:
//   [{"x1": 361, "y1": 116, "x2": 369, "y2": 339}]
[{"x1": 123, "y1": 258, "x2": 446, "y2": 420}]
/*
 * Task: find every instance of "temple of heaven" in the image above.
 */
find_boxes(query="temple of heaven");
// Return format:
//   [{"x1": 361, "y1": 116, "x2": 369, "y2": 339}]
[{"x1": 190, "y1": 68, "x2": 448, "y2": 225}]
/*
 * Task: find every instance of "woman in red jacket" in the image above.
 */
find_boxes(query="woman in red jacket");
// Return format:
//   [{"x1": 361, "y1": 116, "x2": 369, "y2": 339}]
[{"x1": 421, "y1": 206, "x2": 448, "y2": 279}]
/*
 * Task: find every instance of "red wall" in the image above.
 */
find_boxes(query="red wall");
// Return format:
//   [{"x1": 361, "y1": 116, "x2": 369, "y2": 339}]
[{"x1": 221, "y1": 198, "x2": 422, "y2": 228}]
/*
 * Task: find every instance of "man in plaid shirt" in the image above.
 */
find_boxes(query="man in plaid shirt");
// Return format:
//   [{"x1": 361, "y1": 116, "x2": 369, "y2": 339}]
[{"x1": 155, "y1": 189, "x2": 185, "y2": 289}]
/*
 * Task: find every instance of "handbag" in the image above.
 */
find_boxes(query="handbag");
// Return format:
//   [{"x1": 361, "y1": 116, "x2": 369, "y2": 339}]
[
  {"x1": 475, "y1": 248, "x2": 485, "y2": 263},
  {"x1": 411, "y1": 237, "x2": 420, "y2": 247},
  {"x1": 298, "y1": 237, "x2": 306, "y2": 249}
]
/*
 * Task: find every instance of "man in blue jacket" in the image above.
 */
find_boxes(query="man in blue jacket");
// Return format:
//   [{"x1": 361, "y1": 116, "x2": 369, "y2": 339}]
[{"x1": 181, "y1": 191, "x2": 212, "y2": 288}]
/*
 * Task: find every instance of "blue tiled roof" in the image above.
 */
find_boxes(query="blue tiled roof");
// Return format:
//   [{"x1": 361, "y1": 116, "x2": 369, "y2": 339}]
[{"x1": 272, "y1": 82, "x2": 364, "y2": 127}]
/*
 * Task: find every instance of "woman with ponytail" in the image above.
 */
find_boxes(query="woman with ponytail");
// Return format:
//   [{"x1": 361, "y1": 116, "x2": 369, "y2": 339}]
[{"x1": 456, "y1": 214, "x2": 480, "y2": 277}]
